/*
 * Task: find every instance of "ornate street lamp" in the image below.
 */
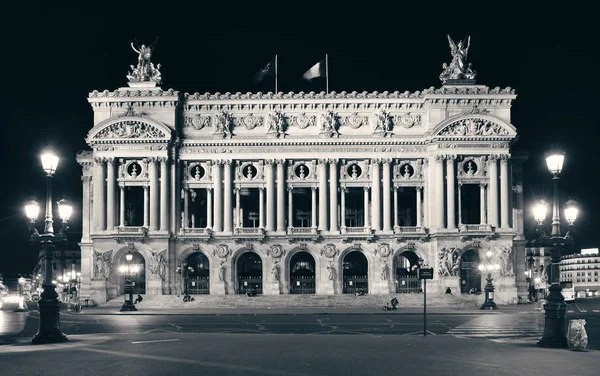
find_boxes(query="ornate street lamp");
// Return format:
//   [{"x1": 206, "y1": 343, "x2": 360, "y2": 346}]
[
  {"x1": 534, "y1": 147, "x2": 578, "y2": 348},
  {"x1": 478, "y1": 250, "x2": 500, "y2": 310},
  {"x1": 25, "y1": 149, "x2": 72, "y2": 344},
  {"x1": 176, "y1": 266, "x2": 183, "y2": 297},
  {"x1": 119, "y1": 251, "x2": 139, "y2": 312}
]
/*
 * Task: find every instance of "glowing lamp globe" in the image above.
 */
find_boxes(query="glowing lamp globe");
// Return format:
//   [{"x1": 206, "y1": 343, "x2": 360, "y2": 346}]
[
  {"x1": 533, "y1": 200, "x2": 548, "y2": 224},
  {"x1": 125, "y1": 251, "x2": 133, "y2": 262},
  {"x1": 57, "y1": 199, "x2": 73, "y2": 221},
  {"x1": 564, "y1": 199, "x2": 578, "y2": 225},
  {"x1": 545, "y1": 149, "x2": 565, "y2": 175},
  {"x1": 25, "y1": 200, "x2": 40, "y2": 221},
  {"x1": 40, "y1": 151, "x2": 60, "y2": 176}
]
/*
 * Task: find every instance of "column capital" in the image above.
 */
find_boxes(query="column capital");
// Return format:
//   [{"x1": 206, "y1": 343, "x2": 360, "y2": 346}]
[
  {"x1": 143, "y1": 185, "x2": 150, "y2": 191},
  {"x1": 94, "y1": 157, "x2": 106, "y2": 164},
  {"x1": 311, "y1": 186, "x2": 317, "y2": 192},
  {"x1": 275, "y1": 158, "x2": 286, "y2": 166},
  {"x1": 370, "y1": 158, "x2": 381, "y2": 165},
  {"x1": 363, "y1": 186, "x2": 370, "y2": 192},
  {"x1": 264, "y1": 159, "x2": 275, "y2": 166},
  {"x1": 479, "y1": 182, "x2": 487, "y2": 188},
  {"x1": 328, "y1": 158, "x2": 339, "y2": 165},
  {"x1": 105, "y1": 157, "x2": 116, "y2": 164},
  {"x1": 488, "y1": 154, "x2": 499, "y2": 162},
  {"x1": 416, "y1": 185, "x2": 423, "y2": 191},
  {"x1": 422, "y1": 158, "x2": 429, "y2": 166},
  {"x1": 318, "y1": 158, "x2": 328, "y2": 165},
  {"x1": 382, "y1": 158, "x2": 393, "y2": 165},
  {"x1": 434, "y1": 155, "x2": 445, "y2": 163},
  {"x1": 146, "y1": 156, "x2": 158, "y2": 164},
  {"x1": 499, "y1": 154, "x2": 510, "y2": 162},
  {"x1": 158, "y1": 157, "x2": 169, "y2": 164},
  {"x1": 82, "y1": 175, "x2": 92, "y2": 183},
  {"x1": 445, "y1": 154, "x2": 457, "y2": 162},
  {"x1": 287, "y1": 187, "x2": 294, "y2": 192},
  {"x1": 223, "y1": 159, "x2": 233, "y2": 167}
]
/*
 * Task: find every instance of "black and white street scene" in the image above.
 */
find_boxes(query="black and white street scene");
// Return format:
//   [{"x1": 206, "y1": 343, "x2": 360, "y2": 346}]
[{"x1": 1, "y1": 1, "x2": 599, "y2": 375}]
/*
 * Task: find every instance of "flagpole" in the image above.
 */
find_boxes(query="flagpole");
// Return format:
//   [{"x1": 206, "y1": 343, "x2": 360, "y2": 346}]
[
  {"x1": 325, "y1": 54, "x2": 329, "y2": 94},
  {"x1": 275, "y1": 54, "x2": 278, "y2": 93}
]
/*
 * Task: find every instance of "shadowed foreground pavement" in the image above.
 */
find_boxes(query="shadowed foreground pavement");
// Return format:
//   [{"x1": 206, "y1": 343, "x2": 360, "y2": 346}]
[{"x1": 0, "y1": 332, "x2": 597, "y2": 376}]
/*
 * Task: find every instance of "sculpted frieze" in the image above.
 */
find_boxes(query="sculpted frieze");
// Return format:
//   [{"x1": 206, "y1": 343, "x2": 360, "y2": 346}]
[
  {"x1": 238, "y1": 113, "x2": 264, "y2": 130},
  {"x1": 184, "y1": 114, "x2": 212, "y2": 130},
  {"x1": 394, "y1": 113, "x2": 421, "y2": 129},
  {"x1": 94, "y1": 120, "x2": 166, "y2": 139},
  {"x1": 438, "y1": 118, "x2": 509, "y2": 137},
  {"x1": 290, "y1": 113, "x2": 316, "y2": 129},
  {"x1": 344, "y1": 113, "x2": 368, "y2": 129}
]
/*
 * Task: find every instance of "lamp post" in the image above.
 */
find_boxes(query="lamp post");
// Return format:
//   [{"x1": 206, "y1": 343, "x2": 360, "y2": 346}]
[
  {"x1": 534, "y1": 147, "x2": 578, "y2": 348},
  {"x1": 18, "y1": 277, "x2": 26, "y2": 297},
  {"x1": 25, "y1": 149, "x2": 72, "y2": 344},
  {"x1": 176, "y1": 266, "x2": 182, "y2": 297},
  {"x1": 479, "y1": 250, "x2": 500, "y2": 310},
  {"x1": 119, "y1": 251, "x2": 139, "y2": 312}
]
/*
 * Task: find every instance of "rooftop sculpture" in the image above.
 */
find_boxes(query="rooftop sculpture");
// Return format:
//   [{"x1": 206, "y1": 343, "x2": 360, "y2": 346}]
[
  {"x1": 127, "y1": 38, "x2": 162, "y2": 85},
  {"x1": 439, "y1": 35, "x2": 477, "y2": 84}
]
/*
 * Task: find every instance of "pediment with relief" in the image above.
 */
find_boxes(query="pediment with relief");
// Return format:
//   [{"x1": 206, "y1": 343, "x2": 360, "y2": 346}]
[
  {"x1": 87, "y1": 116, "x2": 172, "y2": 143},
  {"x1": 434, "y1": 116, "x2": 515, "y2": 138}
]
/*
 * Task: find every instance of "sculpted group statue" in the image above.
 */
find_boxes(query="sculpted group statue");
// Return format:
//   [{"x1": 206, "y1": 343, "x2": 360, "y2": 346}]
[
  {"x1": 499, "y1": 246, "x2": 515, "y2": 277},
  {"x1": 149, "y1": 251, "x2": 167, "y2": 281},
  {"x1": 93, "y1": 250, "x2": 113, "y2": 280},
  {"x1": 271, "y1": 261, "x2": 280, "y2": 282},
  {"x1": 127, "y1": 39, "x2": 162, "y2": 84},
  {"x1": 267, "y1": 111, "x2": 285, "y2": 137},
  {"x1": 439, "y1": 35, "x2": 477, "y2": 83},
  {"x1": 438, "y1": 247, "x2": 459, "y2": 277},
  {"x1": 327, "y1": 260, "x2": 337, "y2": 281}
]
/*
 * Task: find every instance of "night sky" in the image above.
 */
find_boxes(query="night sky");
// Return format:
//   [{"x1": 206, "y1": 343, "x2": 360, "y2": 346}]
[{"x1": 1, "y1": 2, "x2": 598, "y2": 276}]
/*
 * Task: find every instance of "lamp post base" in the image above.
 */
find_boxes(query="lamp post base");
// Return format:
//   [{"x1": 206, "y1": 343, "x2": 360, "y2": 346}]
[
  {"x1": 537, "y1": 286, "x2": 568, "y2": 348},
  {"x1": 32, "y1": 283, "x2": 68, "y2": 344},
  {"x1": 480, "y1": 273, "x2": 498, "y2": 310},
  {"x1": 120, "y1": 283, "x2": 137, "y2": 312},
  {"x1": 480, "y1": 301, "x2": 498, "y2": 310}
]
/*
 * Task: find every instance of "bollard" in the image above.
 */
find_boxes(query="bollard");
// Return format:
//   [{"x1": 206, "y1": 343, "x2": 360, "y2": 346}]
[{"x1": 567, "y1": 319, "x2": 588, "y2": 351}]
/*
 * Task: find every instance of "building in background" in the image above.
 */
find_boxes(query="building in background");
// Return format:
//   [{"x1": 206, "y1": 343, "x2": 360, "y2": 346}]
[
  {"x1": 76, "y1": 38, "x2": 526, "y2": 305},
  {"x1": 560, "y1": 248, "x2": 600, "y2": 298}
]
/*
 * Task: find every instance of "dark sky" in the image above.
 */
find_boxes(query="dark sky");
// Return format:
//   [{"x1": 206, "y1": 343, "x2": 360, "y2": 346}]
[{"x1": 1, "y1": 2, "x2": 598, "y2": 276}]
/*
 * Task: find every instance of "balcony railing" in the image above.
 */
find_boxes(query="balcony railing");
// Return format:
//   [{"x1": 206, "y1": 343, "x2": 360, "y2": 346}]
[
  {"x1": 179, "y1": 227, "x2": 212, "y2": 236},
  {"x1": 342, "y1": 227, "x2": 371, "y2": 234},
  {"x1": 393, "y1": 226, "x2": 426, "y2": 234},
  {"x1": 115, "y1": 226, "x2": 147, "y2": 234},
  {"x1": 288, "y1": 227, "x2": 317, "y2": 235},
  {"x1": 234, "y1": 227, "x2": 265, "y2": 235},
  {"x1": 460, "y1": 224, "x2": 492, "y2": 232}
]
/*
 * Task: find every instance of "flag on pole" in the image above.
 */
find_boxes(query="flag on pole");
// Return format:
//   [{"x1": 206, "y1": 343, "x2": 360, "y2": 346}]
[
  {"x1": 254, "y1": 57, "x2": 276, "y2": 83},
  {"x1": 302, "y1": 60, "x2": 326, "y2": 80}
]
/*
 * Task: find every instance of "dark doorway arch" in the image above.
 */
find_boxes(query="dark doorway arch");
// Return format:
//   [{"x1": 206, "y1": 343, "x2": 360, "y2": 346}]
[
  {"x1": 460, "y1": 250, "x2": 481, "y2": 293},
  {"x1": 237, "y1": 252, "x2": 262, "y2": 295},
  {"x1": 185, "y1": 252, "x2": 210, "y2": 294},
  {"x1": 289, "y1": 252, "x2": 316, "y2": 294},
  {"x1": 118, "y1": 251, "x2": 146, "y2": 295},
  {"x1": 395, "y1": 251, "x2": 421, "y2": 293},
  {"x1": 342, "y1": 251, "x2": 368, "y2": 294}
]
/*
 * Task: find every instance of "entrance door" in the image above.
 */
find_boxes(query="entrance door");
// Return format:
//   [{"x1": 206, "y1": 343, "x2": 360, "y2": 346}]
[
  {"x1": 343, "y1": 251, "x2": 368, "y2": 294},
  {"x1": 395, "y1": 251, "x2": 420, "y2": 293},
  {"x1": 118, "y1": 251, "x2": 146, "y2": 295},
  {"x1": 460, "y1": 250, "x2": 481, "y2": 293},
  {"x1": 237, "y1": 252, "x2": 262, "y2": 294},
  {"x1": 185, "y1": 252, "x2": 210, "y2": 294},
  {"x1": 290, "y1": 252, "x2": 316, "y2": 294}
]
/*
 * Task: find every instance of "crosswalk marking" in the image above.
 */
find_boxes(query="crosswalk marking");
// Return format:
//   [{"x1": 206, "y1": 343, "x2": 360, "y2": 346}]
[{"x1": 447, "y1": 313, "x2": 543, "y2": 340}]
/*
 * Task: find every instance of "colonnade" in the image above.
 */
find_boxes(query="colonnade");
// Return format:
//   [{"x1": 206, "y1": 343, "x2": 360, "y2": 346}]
[{"x1": 91, "y1": 155, "x2": 512, "y2": 234}]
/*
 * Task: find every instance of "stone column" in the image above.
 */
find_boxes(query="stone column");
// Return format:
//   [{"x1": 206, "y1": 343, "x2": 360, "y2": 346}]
[
  {"x1": 364, "y1": 187, "x2": 370, "y2": 228},
  {"x1": 487, "y1": 155, "x2": 499, "y2": 228},
  {"x1": 170, "y1": 155, "x2": 178, "y2": 233},
  {"x1": 416, "y1": 187, "x2": 422, "y2": 227},
  {"x1": 340, "y1": 188, "x2": 346, "y2": 229},
  {"x1": 311, "y1": 187, "x2": 317, "y2": 229},
  {"x1": 434, "y1": 155, "x2": 445, "y2": 229},
  {"x1": 329, "y1": 159, "x2": 339, "y2": 232},
  {"x1": 446, "y1": 156, "x2": 456, "y2": 229},
  {"x1": 422, "y1": 159, "x2": 429, "y2": 228},
  {"x1": 259, "y1": 187, "x2": 265, "y2": 228},
  {"x1": 81, "y1": 176, "x2": 92, "y2": 242},
  {"x1": 143, "y1": 186, "x2": 149, "y2": 227},
  {"x1": 393, "y1": 187, "x2": 398, "y2": 229},
  {"x1": 106, "y1": 159, "x2": 115, "y2": 230},
  {"x1": 206, "y1": 188, "x2": 213, "y2": 229},
  {"x1": 93, "y1": 159, "x2": 106, "y2": 232},
  {"x1": 183, "y1": 188, "x2": 189, "y2": 228},
  {"x1": 235, "y1": 188, "x2": 241, "y2": 228},
  {"x1": 382, "y1": 159, "x2": 392, "y2": 231},
  {"x1": 457, "y1": 183, "x2": 462, "y2": 226},
  {"x1": 371, "y1": 159, "x2": 381, "y2": 231},
  {"x1": 223, "y1": 160, "x2": 233, "y2": 232},
  {"x1": 119, "y1": 186, "x2": 125, "y2": 227},
  {"x1": 287, "y1": 187, "x2": 293, "y2": 229},
  {"x1": 265, "y1": 160, "x2": 275, "y2": 231},
  {"x1": 213, "y1": 161, "x2": 222, "y2": 232},
  {"x1": 149, "y1": 159, "x2": 159, "y2": 231},
  {"x1": 160, "y1": 158, "x2": 169, "y2": 231},
  {"x1": 500, "y1": 156, "x2": 510, "y2": 229},
  {"x1": 318, "y1": 159, "x2": 328, "y2": 231},
  {"x1": 276, "y1": 159, "x2": 286, "y2": 232},
  {"x1": 480, "y1": 183, "x2": 487, "y2": 224}
]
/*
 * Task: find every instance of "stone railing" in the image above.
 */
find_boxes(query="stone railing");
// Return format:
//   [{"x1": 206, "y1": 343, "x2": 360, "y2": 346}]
[
  {"x1": 460, "y1": 224, "x2": 492, "y2": 232},
  {"x1": 393, "y1": 226, "x2": 426, "y2": 234},
  {"x1": 115, "y1": 226, "x2": 147, "y2": 234},
  {"x1": 288, "y1": 227, "x2": 317, "y2": 235}
]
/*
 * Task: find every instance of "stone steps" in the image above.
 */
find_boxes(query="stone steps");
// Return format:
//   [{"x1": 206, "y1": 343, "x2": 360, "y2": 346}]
[{"x1": 101, "y1": 293, "x2": 481, "y2": 309}]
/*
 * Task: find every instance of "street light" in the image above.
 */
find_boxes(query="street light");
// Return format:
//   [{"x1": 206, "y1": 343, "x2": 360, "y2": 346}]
[
  {"x1": 534, "y1": 146, "x2": 579, "y2": 349},
  {"x1": 119, "y1": 251, "x2": 140, "y2": 312},
  {"x1": 25, "y1": 149, "x2": 71, "y2": 344},
  {"x1": 478, "y1": 250, "x2": 500, "y2": 310}
]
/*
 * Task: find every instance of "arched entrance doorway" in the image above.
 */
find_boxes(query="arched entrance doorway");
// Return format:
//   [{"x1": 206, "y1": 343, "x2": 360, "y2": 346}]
[
  {"x1": 343, "y1": 251, "x2": 368, "y2": 294},
  {"x1": 395, "y1": 251, "x2": 421, "y2": 293},
  {"x1": 185, "y1": 252, "x2": 210, "y2": 294},
  {"x1": 289, "y1": 252, "x2": 315, "y2": 294},
  {"x1": 118, "y1": 251, "x2": 146, "y2": 295},
  {"x1": 460, "y1": 249, "x2": 481, "y2": 293},
  {"x1": 237, "y1": 252, "x2": 262, "y2": 295}
]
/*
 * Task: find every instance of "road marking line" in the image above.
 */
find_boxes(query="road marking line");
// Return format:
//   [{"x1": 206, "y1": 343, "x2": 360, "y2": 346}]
[
  {"x1": 567, "y1": 310, "x2": 575, "y2": 313},
  {"x1": 132, "y1": 339, "x2": 180, "y2": 344},
  {"x1": 593, "y1": 310, "x2": 600, "y2": 313},
  {"x1": 573, "y1": 303, "x2": 587, "y2": 313}
]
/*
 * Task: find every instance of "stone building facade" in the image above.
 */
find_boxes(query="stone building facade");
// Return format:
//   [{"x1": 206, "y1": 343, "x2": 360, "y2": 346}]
[{"x1": 77, "y1": 42, "x2": 527, "y2": 304}]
